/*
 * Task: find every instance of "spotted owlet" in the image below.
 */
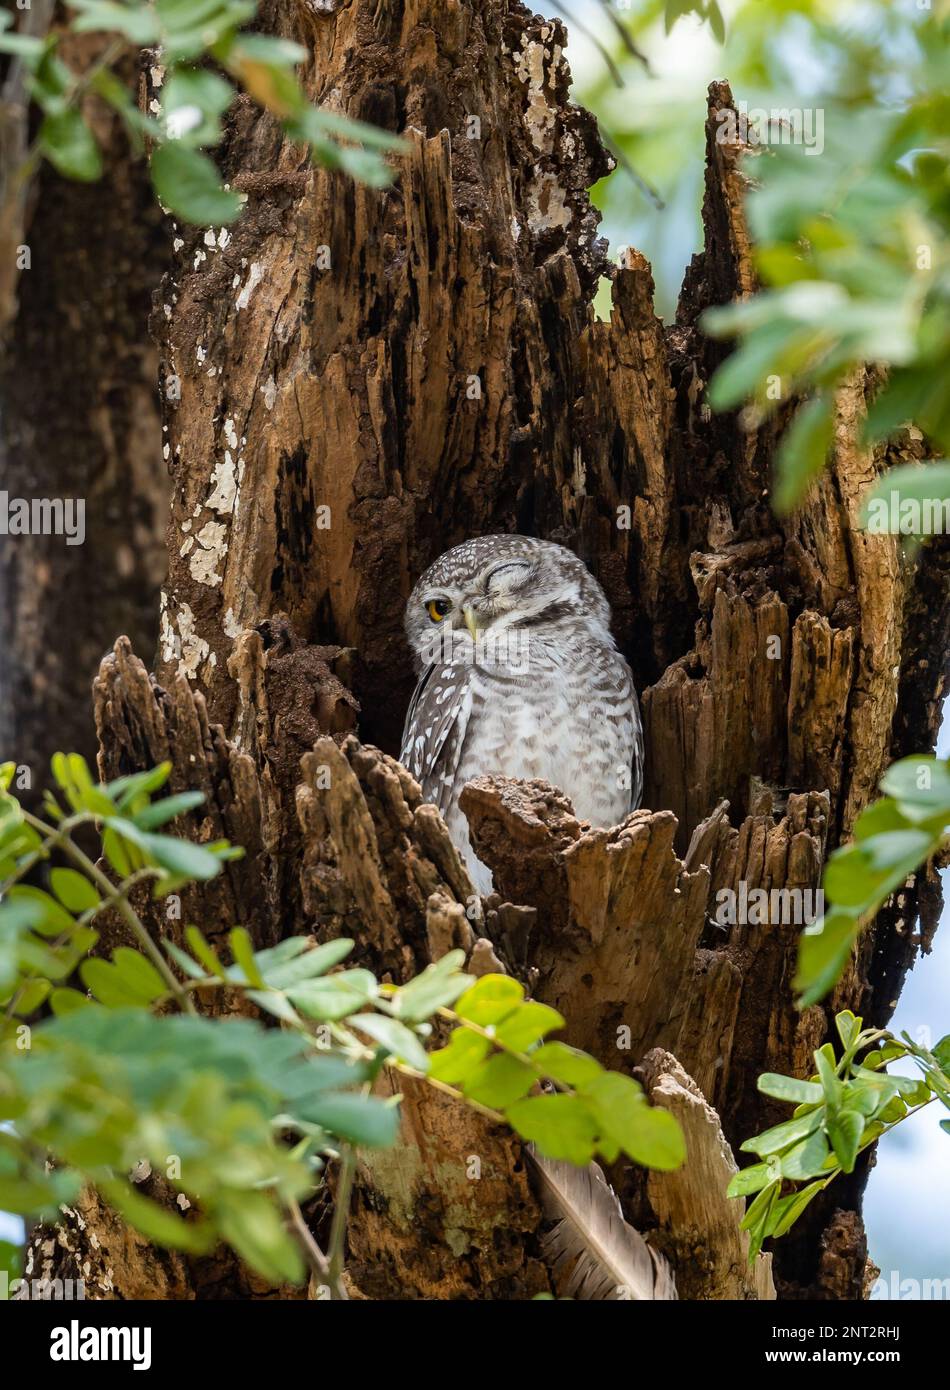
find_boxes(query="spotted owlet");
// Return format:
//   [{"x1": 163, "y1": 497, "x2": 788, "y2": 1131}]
[{"x1": 399, "y1": 535, "x2": 643, "y2": 894}]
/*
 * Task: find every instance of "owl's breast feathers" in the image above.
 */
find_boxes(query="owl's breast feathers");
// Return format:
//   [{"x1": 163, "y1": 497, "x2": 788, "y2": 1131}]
[{"x1": 399, "y1": 635, "x2": 643, "y2": 860}]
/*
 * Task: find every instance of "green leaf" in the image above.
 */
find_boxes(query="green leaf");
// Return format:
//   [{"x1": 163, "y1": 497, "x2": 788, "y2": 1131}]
[
  {"x1": 8, "y1": 978, "x2": 51, "y2": 1014},
  {"x1": 757, "y1": 1073, "x2": 824, "y2": 1104},
  {"x1": 50, "y1": 753, "x2": 113, "y2": 815},
  {"x1": 740, "y1": 1179, "x2": 781, "y2": 1261},
  {"x1": 462, "y1": 1053, "x2": 535, "y2": 1109},
  {"x1": 99, "y1": 1179, "x2": 213, "y2": 1254},
  {"x1": 531, "y1": 1041, "x2": 603, "y2": 1089},
  {"x1": 774, "y1": 392, "x2": 836, "y2": 514},
  {"x1": 50, "y1": 868, "x2": 99, "y2": 914},
  {"x1": 150, "y1": 142, "x2": 243, "y2": 226},
  {"x1": 79, "y1": 958, "x2": 153, "y2": 1008},
  {"x1": 6, "y1": 885, "x2": 76, "y2": 936},
  {"x1": 164, "y1": 940, "x2": 210, "y2": 981},
  {"x1": 138, "y1": 829, "x2": 223, "y2": 882},
  {"x1": 740, "y1": 1108, "x2": 823, "y2": 1159},
  {"x1": 246, "y1": 989, "x2": 303, "y2": 1025},
  {"x1": 285, "y1": 969, "x2": 377, "y2": 1021},
  {"x1": 727, "y1": 1160, "x2": 781, "y2": 1199},
  {"x1": 506, "y1": 1094, "x2": 599, "y2": 1166},
  {"x1": 428, "y1": 1027, "x2": 492, "y2": 1085},
  {"x1": 293, "y1": 104, "x2": 407, "y2": 153},
  {"x1": 771, "y1": 1179, "x2": 827, "y2": 1238},
  {"x1": 706, "y1": 0, "x2": 726, "y2": 45},
  {"x1": 108, "y1": 764, "x2": 172, "y2": 807},
  {"x1": 49, "y1": 987, "x2": 94, "y2": 1016},
  {"x1": 184, "y1": 926, "x2": 227, "y2": 978},
  {"x1": 493, "y1": 1001, "x2": 564, "y2": 1052},
  {"x1": 582, "y1": 1072, "x2": 685, "y2": 1170},
  {"x1": 226, "y1": 34, "x2": 309, "y2": 68},
  {"x1": 349, "y1": 1013, "x2": 430, "y2": 1073},
  {"x1": 68, "y1": 1, "x2": 162, "y2": 44},
  {"x1": 834, "y1": 1010, "x2": 862, "y2": 1052},
  {"x1": 110, "y1": 947, "x2": 167, "y2": 1003},
  {"x1": 305, "y1": 1093, "x2": 399, "y2": 1148},
  {"x1": 860, "y1": 463, "x2": 950, "y2": 537},
  {"x1": 824, "y1": 829, "x2": 933, "y2": 909},
  {"x1": 161, "y1": 67, "x2": 234, "y2": 146},
  {"x1": 215, "y1": 1192, "x2": 305, "y2": 1287},
  {"x1": 102, "y1": 826, "x2": 134, "y2": 878},
  {"x1": 258, "y1": 938, "x2": 353, "y2": 988},
  {"x1": 229, "y1": 927, "x2": 264, "y2": 987},
  {"x1": 453, "y1": 974, "x2": 524, "y2": 1027},
  {"x1": 814, "y1": 1044, "x2": 842, "y2": 1108},
  {"x1": 131, "y1": 791, "x2": 205, "y2": 830},
  {"x1": 879, "y1": 757, "x2": 950, "y2": 824},
  {"x1": 779, "y1": 1129, "x2": 832, "y2": 1181},
  {"x1": 795, "y1": 908, "x2": 862, "y2": 1008},
  {"x1": 0, "y1": 32, "x2": 45, "y2": 62},
  {"x1": 388, "y1": 951, "x2": 471, "y2": 1021},
  {"x1": 826, "y1": 1107, "x2": 864, "y2": 1173}
]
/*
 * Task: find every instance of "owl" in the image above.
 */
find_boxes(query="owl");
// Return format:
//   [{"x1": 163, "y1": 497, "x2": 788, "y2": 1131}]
[{"x1": 399, "y1": 535, "x2": 643, "y2": 894}]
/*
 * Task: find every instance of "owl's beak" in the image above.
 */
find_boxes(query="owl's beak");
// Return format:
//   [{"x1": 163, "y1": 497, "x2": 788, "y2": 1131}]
[{"x1": 462, "y1": 606, "x2": 482, "y2": 641}]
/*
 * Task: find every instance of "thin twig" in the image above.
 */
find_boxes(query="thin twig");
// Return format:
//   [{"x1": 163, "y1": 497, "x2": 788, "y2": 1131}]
[
  {"x1": 288, "y1": 1198, "x2": 344, "y2": 1300},
  {"x1": 547, "y1": 0, "x2": 626, "y2": 88},
  {"x1": 326, "y1": 1144, "x2": 356, "y2": 1298},
  {"x1": 595, "y1": 0, "x2": 654, "y2": 74}
]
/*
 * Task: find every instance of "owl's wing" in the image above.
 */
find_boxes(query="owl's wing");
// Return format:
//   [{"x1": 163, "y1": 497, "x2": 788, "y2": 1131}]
[
  {"x1": 630, "y1": 687, "x2": 645, "y2": 810},
  {"x1": 399, "y1": 663, "x2": 474, "y2": 814}
]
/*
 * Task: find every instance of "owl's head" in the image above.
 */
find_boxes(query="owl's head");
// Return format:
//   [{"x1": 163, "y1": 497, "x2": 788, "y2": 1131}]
[{"x1": 404, "y1": 534, "x2": 614, "y2": 670}]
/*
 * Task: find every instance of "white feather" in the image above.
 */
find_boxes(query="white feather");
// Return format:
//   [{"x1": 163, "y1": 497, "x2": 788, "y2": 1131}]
[{"x1": 531, "y1": 1151, "x2": 677, "y2": 1301}]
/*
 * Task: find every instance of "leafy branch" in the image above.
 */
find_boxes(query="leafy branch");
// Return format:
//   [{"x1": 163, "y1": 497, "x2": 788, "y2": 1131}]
[
  {"x1": 0, "y1": 1, "x2": 405, "y2": 227},
  {"x1": 703, "y1": 9, "x2": 948, "y2": 519},
  {"x1": 794, "y1": 755, "x2": 950, "y2": 1007},
  {"x1": 0, "y1": 753, "x2": 683, "y2": 1297},
  {"x1": 730, "y1": 1010, "x2": 950, "y2": 1260}
]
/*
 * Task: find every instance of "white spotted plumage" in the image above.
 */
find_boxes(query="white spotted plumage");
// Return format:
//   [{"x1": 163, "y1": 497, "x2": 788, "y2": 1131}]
[{"x1": 400, "y1": 535, "x2": 643, "y2": 894}]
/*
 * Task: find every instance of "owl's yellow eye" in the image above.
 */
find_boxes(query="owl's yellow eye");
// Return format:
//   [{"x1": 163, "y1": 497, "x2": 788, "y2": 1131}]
[{"x1": 426, "y1": 599, "x2": 451, "y2": 623}]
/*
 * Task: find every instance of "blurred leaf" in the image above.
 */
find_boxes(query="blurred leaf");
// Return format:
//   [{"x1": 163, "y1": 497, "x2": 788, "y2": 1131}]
[
  {"x1": 150, "y1": 142, "x2": 243, "y2": 225},
  {"x1": 50, "y1": 867, "x2": 99, "y2": 914},
  {"x1": 462, "y1": 1052, "x2": 535, "y2": 1109},
  {"x1": 774, "y1": 392, "x2": 835, "y2": 514},
  {"x1": 349, "y1": 1013, "x2": 430, "y2": 1072}
]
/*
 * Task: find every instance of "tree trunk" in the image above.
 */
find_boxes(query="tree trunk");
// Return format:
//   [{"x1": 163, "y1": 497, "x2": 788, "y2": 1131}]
[
  {"x1": 0, "y1": 29, "x2": 169, "y2": 789},
  {"x1": 16, "y1": 0, "x2": 950, "y2": 1301}
]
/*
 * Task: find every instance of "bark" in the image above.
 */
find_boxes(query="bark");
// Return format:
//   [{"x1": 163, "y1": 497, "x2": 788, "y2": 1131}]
[{"x1": 16, "y1": 1, "x2": 950, "y2": 1300}]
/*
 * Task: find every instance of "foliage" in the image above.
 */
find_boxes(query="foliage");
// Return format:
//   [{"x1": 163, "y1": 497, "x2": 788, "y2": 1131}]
[
  {"x1": 795, "y1": 757, "x2": 950, "y2": 1007},
  {"x1": 703, "y1": 8, "x2": 949, "y2": 515},
  {"x1": 730, "y1": 1010, "x2": 950, "y2": 1260},
  {"x1": 577, "y1": 0, "x2": 884, "y2": 318},
  {"x1": 0, "y1": 2, "x2": 404, "y2": 226},
  {"x1": 0, "y1": 755, "x2": 682, "y2": 1296}
]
